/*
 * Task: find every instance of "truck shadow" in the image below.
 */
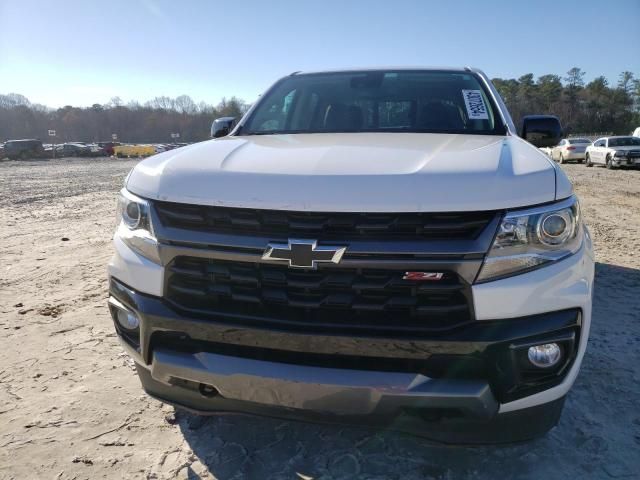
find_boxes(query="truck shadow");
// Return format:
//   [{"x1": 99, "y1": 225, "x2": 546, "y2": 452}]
[{"x1": 175, "y1": 262, "x2": 640, "y2": 479}]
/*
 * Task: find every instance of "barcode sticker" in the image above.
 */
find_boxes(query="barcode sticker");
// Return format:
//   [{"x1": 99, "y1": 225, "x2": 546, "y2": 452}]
[{"x1": 462, "y1": 90, "x2": 489, "y2": 120}]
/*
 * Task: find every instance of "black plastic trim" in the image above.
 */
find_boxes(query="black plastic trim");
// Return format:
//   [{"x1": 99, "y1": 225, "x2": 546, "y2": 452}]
[
  {"x1": 110, "y1": 278, "x2": 580, "y2": 404},
  {"x1": 136, "y1": 363, "x2": 567, "y2": 444}
]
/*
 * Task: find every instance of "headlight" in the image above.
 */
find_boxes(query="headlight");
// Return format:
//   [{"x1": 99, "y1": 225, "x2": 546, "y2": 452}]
[
  {"x1": 116, "y1": 189, "x2": 161, "y2": 264},
  {"x1": 476, "y1": 196, "x2": 583, "y2": 282},
  {"x1": 614, "y1": 150, "x2": 627, "y2": 157}
]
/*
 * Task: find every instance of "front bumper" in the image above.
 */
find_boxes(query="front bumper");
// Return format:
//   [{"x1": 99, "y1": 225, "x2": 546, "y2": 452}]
[
  {"x1": 108, "y1": 223, "x2": 594, "y2": 443},
  {"x1": 108, "y1": 275, "x2": 585, "y2": 442},
  {"x1": 135, "y1": 357, "x2": 567, "y2": 444},
  {"x1": 612, "y1": 156, "x2": 640, "y2": 166},
  {"x1": 150, "y1": 348, "x2": 498, "y2": 418}
]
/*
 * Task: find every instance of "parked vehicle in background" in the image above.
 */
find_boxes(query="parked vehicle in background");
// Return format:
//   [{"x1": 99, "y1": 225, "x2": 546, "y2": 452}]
[
  {"x1": 3, "y1": 139, "x2": 45, "y2": 160},
  {"x1": 632, "y1": 127, "x2": 640, "y2": 137},
  {"x1": 55, "y1": 143, "x2": 91, "y2": 157},
  {"x1": 85, "y1": 143, "x2": 107, "y2": 156},
  {"x1": 0, "y1": 143, "x2": 5, "y2": 159},
  {"x1": 109, "y1": 67, "x2": 594, "y2": 444},
  {"x1": 97, "y1": 142, "x2": 121, "y2": 156},
  {"x1": 42, "y1": 144, "x2": 56, "y2": 158},
  {"x1": 539, "y1": 147, "x2": 552, "y2": 157},
  {"x1": 585, "y1": 136, "x2": 640, "y2": 168},
  {"x1": 551, "y1": 138, "x2": 590, "y2": 164},
  {"x1": 113, "y1": 144, "x2": 155, "y2": 158}
]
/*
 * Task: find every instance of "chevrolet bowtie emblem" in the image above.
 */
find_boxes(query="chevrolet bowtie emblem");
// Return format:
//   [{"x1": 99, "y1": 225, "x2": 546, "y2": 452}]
[{"x1": 262, "y1": 239, "x2": 346, "y2": 269}]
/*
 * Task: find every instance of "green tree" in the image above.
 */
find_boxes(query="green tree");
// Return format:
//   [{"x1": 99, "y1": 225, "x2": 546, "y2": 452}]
[
  {"x1": 563, "y1": 67, "x2": 586, "y2": 129},
  {"x1": 537, "y1": 74, "x2": 563, "y2": 113},
  {"x1": 618, "y1": 71, "x2": 634, "y2": 94}
]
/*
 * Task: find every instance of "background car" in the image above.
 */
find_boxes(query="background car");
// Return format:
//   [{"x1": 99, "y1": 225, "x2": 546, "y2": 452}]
[
  {"x1": 3, "y1": 139, "x2": 45, "y2": 160},
  {"x1": 85, "y1": 143, "x2": 107, "y2": 156},
  {"x1": 585, "y1": 136, "x2": 640, "y2": 168},
  {"x1": 551, "y1": 138, "x2": 591, "y2": 164},
  {"x1": 42, "y1": 143, "x2": 56, "y2": 158},
  {"x1": 539, "y1": 146, "x2": 553, "y2": 157},
  {"x1": 55, "y1": 142, "x2": 92, "y2": 157},
  {"x1": 97, "y1": 141, "x2": 120, "y2": 156}
]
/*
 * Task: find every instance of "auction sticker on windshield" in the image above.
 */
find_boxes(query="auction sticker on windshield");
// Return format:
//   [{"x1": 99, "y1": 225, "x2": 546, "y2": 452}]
[{"x1": 462, "y1": 89, "x2": 489, "y2": 120}]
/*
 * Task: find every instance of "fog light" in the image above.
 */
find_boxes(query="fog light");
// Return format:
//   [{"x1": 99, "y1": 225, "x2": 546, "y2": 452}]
[
  {"x1": 116, "y1": 309, "x2": 140, "y2": 330},
  {"x1": 527, "y1": 343, "x2": 561, "y2": 368}
]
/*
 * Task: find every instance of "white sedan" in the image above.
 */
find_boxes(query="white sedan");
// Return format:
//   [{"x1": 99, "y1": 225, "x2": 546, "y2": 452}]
[
  {"x1": 585, "y1": 136, "x2": 640, "y2": 169},
  {"x1": 550, "y1": 138, "x2": 591, "y2": 163}
]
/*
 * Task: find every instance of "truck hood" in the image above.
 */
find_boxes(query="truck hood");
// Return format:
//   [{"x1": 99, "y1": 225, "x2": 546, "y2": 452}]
[
  {"x1": 608, "y1": 145, "x2": 640, "y2": 152},
  {"x1": 127, "y1": 133, "x2": 566, "y2": 212}
]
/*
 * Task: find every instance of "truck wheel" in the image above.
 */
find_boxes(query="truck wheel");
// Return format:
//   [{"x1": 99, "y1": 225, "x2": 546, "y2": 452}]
[{"x1": 585, "y1": 154, "x2": 593, "y2": 167}]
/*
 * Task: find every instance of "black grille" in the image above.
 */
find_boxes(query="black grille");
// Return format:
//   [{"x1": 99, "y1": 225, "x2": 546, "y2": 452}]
[
  {"x1": 165, "y1": 257, "x2": 473, "y2": 335},
  {"x1": 155, "y1": 202, "x2": 496, "y2": 240}
]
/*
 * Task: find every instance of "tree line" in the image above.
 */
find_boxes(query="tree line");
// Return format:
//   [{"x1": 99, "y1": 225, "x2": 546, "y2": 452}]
[
  {"x1": 1, "y1": 68, "x2": 638, "y2": 144},
  {"x1": 0, "y1": 94, "x2": 249, "y2": 143},
  {"x1": 493, "y1": 68, "x2": 639, "y2": 135}
]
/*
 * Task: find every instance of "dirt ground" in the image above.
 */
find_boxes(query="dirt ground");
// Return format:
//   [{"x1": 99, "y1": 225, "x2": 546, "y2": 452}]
[{"x1": 0, "y1": 157, "x2": 639, "y2": 480}]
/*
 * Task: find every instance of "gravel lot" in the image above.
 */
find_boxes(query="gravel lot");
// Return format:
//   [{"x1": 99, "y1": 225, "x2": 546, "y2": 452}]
[{"x1": 1, "y1": 157, "x2": 639, "y2": 479}]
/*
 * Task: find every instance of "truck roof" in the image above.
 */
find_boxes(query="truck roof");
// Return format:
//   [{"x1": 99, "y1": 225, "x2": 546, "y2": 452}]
[{"x1": 291, "y1": 66, "x2": 481, "y2": 75}]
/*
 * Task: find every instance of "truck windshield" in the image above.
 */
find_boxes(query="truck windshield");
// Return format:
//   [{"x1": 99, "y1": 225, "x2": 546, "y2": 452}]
[
  {"x1": 240, "y1": 70, "x2": 505, "y2": 136},
  {"x1": 609, "y1": 137, "x2": 640, "y2": 147}
]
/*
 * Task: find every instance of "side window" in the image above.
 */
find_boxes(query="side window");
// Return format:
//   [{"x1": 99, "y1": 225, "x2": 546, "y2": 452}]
[
  {"x1": 594, "y1": 140, "x2": 604, "y2": 147},
  {"x1": 282, "y1": 90, "x2": 295, "y2": 116},
  {"x1": 251, "y1": 89, "x2": 297, "y2": 132},
  {"x1": 558, "y1": 140, "x2": 566, "y2": 146}
]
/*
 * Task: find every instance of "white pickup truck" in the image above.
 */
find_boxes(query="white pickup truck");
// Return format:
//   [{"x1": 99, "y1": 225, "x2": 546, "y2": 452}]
[{"x1": 108, "y1": 67, "x2": 594, "y2": 443}]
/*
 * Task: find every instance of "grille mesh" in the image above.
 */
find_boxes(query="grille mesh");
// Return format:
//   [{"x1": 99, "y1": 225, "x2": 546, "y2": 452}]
[{"x1": 165, "y1": 257, "x2": 473, "y2": 335}]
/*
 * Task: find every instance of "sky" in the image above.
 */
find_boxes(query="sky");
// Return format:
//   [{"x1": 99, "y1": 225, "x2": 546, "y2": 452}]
[{"x1": 0, "y1": 0, "x2": 639, "y2": 108}]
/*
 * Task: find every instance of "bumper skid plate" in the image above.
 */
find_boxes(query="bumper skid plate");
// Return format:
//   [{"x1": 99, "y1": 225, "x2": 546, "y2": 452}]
[{"x1": 151, "y1": 349, "x2": 499, "y2": 418}]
